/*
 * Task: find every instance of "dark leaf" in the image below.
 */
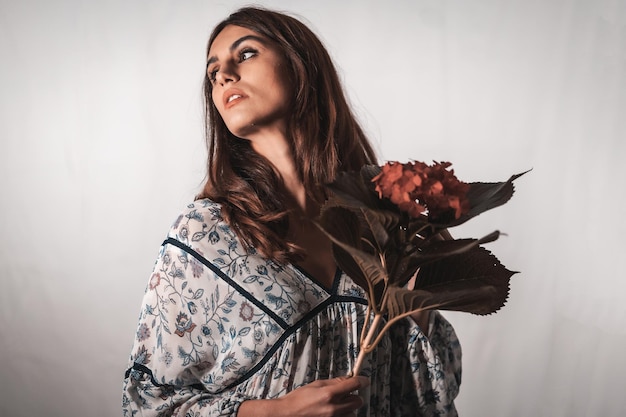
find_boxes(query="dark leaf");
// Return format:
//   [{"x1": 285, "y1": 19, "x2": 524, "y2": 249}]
[
  {"x1": 329, "y1": 243, "x2": 370, "y2": 294},
  {"x1": 404, "y1": 246, "x2": 517, "y2": 315},
  {"x1": 411, "y1": 232, "x2": 501, "y2": 268},
  {"x1": 317, "y1": 207, "x2": 371, "y2": 290},
  {"x1": 440, "y1": 170, "x2": 529, "y2": 228},
  {"x1": 360, "y1": 207, "x2": 399, "y2": 251},
  {"x1": 406, "y1": 215, "x2": 432, "y2": 239},
  {"x1": 319, "y1": 207, "x2": 361, "y2": 248},
  {"x1": 323, "y1": 187, "x2": 371, "y2": 213},
  {"x1": 325, "y1": 169, "x2": 378, "y2": 208},
  {"x1": 315, "y1": 222, "x2": 388, "y2": 312},
  {"x1": 385, "y1": 252, "x2": 420, "y2": 289},
  {"x1": 383, "y1": 282, "x2": 502, "y2": 319},
  {"x1": 385, "y1": 233, "x2": 500, "y2": 288},
  {"x1": 360, "y1": 164, "x2": 382, "y2": 182}
]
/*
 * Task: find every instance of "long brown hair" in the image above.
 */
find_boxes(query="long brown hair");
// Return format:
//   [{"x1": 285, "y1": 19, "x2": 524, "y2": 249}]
[{"x1": 197, "y1": 7, "x2": 377, "y2": 264}]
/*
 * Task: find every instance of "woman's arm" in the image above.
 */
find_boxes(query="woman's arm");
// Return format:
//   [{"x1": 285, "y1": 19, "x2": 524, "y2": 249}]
[{"x1": 122, "y1": 240, "x2": 254, "y2": 416}]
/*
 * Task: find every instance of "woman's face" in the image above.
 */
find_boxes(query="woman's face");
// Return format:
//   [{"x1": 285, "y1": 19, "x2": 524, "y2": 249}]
[{"x1": 207, "y1": 25, "x2": 293, "y2": 140}]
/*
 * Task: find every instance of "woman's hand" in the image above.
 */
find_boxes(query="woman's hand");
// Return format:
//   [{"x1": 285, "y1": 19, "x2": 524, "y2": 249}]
[{"x1": 237, "y1": 376, "x2": 370, "y2": 417}]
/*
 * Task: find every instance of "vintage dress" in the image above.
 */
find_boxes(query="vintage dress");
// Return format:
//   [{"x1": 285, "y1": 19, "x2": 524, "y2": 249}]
[{"x1": 122, "y1": 199, "x2": 462, "y2": 416}]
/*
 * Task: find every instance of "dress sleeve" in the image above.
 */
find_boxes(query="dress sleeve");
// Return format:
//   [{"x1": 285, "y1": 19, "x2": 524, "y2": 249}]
[
  {"x1": 388, "y1": 311, "x2": 462, "y2": 417},
  {"x1": 122, "y1": 206, "x2": 262, "y2": 417}
]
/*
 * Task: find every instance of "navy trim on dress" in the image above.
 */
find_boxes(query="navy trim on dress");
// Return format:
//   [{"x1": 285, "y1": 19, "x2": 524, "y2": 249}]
[{"x1": 163, "y1": 237, "x2": 288, "y2": 329}]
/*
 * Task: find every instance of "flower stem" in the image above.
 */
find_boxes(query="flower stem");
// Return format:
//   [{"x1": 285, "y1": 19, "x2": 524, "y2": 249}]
[{"x1": 351, "y1": 313, "x2": 383, "y2": 377}]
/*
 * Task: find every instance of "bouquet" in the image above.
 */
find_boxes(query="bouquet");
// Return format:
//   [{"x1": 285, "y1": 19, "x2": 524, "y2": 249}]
[{"x1": 316, "y1": 161, "x2": 526, "y2": 376}]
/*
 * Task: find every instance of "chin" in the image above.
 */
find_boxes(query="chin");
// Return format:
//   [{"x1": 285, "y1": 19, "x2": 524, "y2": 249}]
[
  {"x1": 223, "y1": 113, "x2": 288, "y2": 140},
  {"x1": 227, "y1": 124, "x2": 256, "y2": 140}
]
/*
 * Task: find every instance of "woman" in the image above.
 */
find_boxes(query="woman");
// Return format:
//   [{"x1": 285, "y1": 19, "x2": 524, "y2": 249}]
[{"x1": 122, "y1": 7, "x2": 461, "y2": 417}]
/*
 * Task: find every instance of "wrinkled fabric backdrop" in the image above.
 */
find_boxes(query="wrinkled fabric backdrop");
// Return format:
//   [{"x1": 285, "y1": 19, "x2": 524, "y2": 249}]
[{"x1": 1, "y1": 0, "x2": 624, "y2": 416}]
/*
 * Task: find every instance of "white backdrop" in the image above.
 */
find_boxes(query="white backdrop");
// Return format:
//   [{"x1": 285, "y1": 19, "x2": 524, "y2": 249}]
[{"x1": 1, "y1": 0, "x2": 625, "y2": 416}]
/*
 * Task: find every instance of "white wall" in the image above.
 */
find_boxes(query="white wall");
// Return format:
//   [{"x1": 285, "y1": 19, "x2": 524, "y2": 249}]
[{"x1": 1, "y1": 0, "x2": 624, "y2": 416}]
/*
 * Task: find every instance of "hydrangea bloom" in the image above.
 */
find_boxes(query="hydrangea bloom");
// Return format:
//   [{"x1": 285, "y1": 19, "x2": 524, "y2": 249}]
[{"x1": 371, "y1": 161, "x2": 470, "y2": 221}]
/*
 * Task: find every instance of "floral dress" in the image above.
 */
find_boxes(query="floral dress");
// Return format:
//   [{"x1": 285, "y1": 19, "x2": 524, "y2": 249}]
[{"x1": 122, "y1": 199, "x2": 462, "y2": 417}]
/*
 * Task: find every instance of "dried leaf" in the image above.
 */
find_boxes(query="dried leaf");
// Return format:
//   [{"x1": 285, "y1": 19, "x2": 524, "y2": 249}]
[
  {"x1": 323, "y1": 171, "x2": 378, "y2": 212},
  {"x1": 360, "y1": 208, "x2": 399, "y2": 251},
  {"x1": 360, "y1": 164, "x2": 383, "y2": 183},
  {"x1": 382, "y1": 232, "x2": 499, "y2": 289},
  {"x1": 319, "y1": 207, "x2": 361, "y2": 248},
  {"x1": 441, "y1": 170, "x2": 529, "y2": 228},
  {"x1": 315, "y1": 221, "x2": 388, "y2": 312},
  {"x1": 410, "y1": 232, "x2": 501, "y2": 265},
  {"x1": 410, "y1": 246, "x2": 516, "y2": 315}
]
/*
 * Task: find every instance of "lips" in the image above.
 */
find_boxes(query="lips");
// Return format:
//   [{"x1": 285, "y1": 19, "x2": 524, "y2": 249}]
[
  {"x1": 222, "y1": 88, "x2": 246, "y2": 109},
  {"x1": 227, "y1": 94, "x2": 241, "y2": 103}
]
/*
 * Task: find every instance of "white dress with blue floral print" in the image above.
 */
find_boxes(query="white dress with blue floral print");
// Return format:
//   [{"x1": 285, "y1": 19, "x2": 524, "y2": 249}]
[{"x1": 122, "y1": 199, "x2": 462, "y2": 416}]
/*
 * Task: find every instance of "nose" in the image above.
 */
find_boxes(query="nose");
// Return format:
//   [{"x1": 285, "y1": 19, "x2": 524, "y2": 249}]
[{"x1": 215, "y1": 62, "x2": 239, "y2": 86}]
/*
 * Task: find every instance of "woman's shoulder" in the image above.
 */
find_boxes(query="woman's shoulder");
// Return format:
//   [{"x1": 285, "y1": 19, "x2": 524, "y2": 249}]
[
  {"x1": 163, "y1": 198, "x2": 248, "y2": 259},
  {"x1": 167, "y1": 198, "x2": 229, "y2": 243},
  {"x1": 164, "y1": 198, "x2": 264, "y2": 269}
]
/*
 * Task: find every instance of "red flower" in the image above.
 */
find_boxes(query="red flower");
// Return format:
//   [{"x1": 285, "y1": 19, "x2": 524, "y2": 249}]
[{"x1": 372, "y1": 161, "x2": 470, "y2": 220}]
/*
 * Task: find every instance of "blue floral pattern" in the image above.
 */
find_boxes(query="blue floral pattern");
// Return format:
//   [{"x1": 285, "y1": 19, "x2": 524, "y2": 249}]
[{"x1": 122, "y1": 199, "x2": 462, "y2": 416}]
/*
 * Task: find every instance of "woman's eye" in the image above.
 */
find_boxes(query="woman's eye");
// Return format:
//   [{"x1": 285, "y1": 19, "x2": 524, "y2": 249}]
[
  {"x1": 239, "y1": 49, "x2": 257, "y2": 61},
  {"x1": 208, "y1": 68, "x2": 218, "y2": 82}
]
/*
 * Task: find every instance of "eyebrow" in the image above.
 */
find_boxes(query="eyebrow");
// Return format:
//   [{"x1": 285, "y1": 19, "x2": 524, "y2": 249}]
[{"x1": 206, "y1": 35, "x2": 267, "y2": 68}]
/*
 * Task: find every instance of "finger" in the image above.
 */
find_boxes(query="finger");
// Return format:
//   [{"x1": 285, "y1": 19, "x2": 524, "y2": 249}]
[
  {"x1": 344, "y1": 376, "x2": 370, "y2": 393},
  {"x1": 333, "y1": 393, "x2": 364, "y2": 413},
  {"x1": 328, "y1": 376, "x2": 370, "y2": 396},
  {"x1": 306, "y1": 379, "x2": 328, "y2": 388}
]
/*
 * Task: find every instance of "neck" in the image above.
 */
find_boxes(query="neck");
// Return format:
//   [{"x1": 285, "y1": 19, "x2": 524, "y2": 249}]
[{"x1": 250, "y1": 133, "x2": 311, "y2": 214}]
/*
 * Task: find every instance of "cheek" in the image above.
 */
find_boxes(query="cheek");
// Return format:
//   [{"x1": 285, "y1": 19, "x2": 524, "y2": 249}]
[
  {"x1": 211, "y1": 89, "x2": 224, "y2": 114},
  {"x1": 275, "y1": 66, "x2": 294, "y2": 103}
]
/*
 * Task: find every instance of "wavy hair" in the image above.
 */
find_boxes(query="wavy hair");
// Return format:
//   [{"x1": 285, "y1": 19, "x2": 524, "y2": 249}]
[{"x1": 197, "y1": 7, "x2": 378, "y2": 264}]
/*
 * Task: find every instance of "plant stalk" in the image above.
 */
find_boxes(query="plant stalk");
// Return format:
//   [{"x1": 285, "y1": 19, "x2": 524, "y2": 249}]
[{"x1": 350, "y1": 313, "x2": 382, "y2": 377}]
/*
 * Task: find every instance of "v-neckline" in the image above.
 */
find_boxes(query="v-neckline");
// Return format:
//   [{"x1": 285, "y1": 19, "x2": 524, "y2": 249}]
[{"x1": 292, "y1": 264, "x2": 342, "y2": 294}]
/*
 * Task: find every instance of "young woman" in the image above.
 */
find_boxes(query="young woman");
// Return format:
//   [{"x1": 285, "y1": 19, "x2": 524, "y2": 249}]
[{"x1": 123, "y1": 7, "x2": 461, "y2": 417}]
